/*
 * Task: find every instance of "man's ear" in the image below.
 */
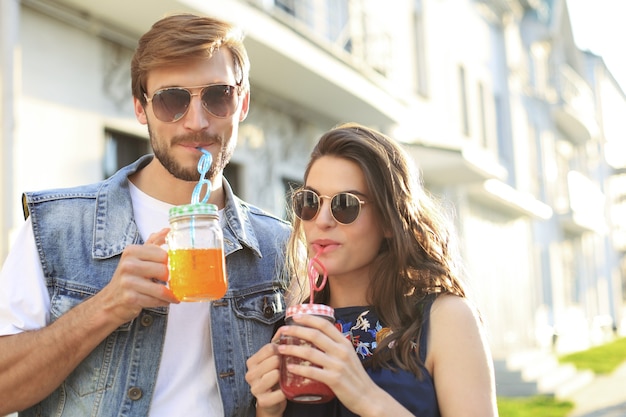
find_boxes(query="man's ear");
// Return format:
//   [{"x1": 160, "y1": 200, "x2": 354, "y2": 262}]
[
  {"x1": 239, "y1": 90, "x2": 250, "y2": 122},
  {"x1": 134, "y1": 96, "x2": 148, "y2": 125}
]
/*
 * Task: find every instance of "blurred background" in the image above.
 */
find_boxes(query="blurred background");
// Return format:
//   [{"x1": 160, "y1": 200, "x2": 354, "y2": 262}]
[{"x1": 1, "y1": 0, "x2": 625, "y2": 398}]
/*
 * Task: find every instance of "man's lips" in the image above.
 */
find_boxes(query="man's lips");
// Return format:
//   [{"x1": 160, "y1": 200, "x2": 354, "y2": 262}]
[
  {"x1": 173, "y1": 139, "x2": 216, "y2": 148},
  {"x1": 182, "y1": 143, "x2": 211, "y2": 149}
]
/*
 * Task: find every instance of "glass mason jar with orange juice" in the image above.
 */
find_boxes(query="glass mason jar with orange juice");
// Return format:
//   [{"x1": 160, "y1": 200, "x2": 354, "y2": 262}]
[{"x1": 166, "y1": 203, "x2": 227, "y2": 302}]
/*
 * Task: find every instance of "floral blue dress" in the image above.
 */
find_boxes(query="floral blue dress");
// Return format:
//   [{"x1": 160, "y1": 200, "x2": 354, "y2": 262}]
[{"x1": 283, "y1": 296, "x2": 440, "y2": 417}]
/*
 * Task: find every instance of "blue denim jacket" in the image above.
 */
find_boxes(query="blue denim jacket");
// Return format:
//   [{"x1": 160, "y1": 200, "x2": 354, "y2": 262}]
[{"x1": 20, "y1": 155, "x2": 290, "y2": 417}]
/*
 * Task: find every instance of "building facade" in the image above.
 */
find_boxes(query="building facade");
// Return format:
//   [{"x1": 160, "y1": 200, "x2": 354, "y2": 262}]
[{"x1": 1, "y1": 0, "x2": 625, "y2": 363}]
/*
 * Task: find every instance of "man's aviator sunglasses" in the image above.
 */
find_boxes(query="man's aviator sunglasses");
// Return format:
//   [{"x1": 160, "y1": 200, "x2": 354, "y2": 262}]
[
  {"x1": 292, "y1": 189, "x2": 366, "y2": 225},
  {"x1": 144, "y1": 84, "x2": 243, "y2": 123}
]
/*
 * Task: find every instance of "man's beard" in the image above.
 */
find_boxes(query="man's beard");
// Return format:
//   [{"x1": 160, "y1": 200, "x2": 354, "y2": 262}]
[{"x1": 149, "y1": 125, "x2": 234, "y2": 182}]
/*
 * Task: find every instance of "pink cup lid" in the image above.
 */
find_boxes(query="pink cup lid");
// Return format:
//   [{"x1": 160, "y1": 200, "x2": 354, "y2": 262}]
[{"x1": 286, "y1": 303, "x2": 334, "y2": 319}]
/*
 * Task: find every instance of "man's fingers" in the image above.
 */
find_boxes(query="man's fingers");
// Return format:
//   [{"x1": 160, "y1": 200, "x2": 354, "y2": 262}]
[{"x1": 145, "y1": 228, "x2": 169, "y2": 245}]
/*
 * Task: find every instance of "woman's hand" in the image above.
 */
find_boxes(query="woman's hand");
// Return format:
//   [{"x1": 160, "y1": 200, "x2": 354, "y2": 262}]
[
  {"x1": 277, "y1": 314, "x2": 410, "y2": 417},
  {"x1": 246, "y1": 337, "x2": 287, "y2": 417}
]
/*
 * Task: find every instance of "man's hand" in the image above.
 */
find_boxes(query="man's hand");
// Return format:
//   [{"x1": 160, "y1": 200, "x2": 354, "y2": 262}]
[{"x1": 97, "y1": 228, "x2": 179, "y2": 324}]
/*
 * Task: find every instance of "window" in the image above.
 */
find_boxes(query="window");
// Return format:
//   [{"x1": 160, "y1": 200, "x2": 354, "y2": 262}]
[
  {"x1": 413, "y1": 0, "x2": 429, "y2": 96},
  {"x1": 495, "y1": 94, "x2": 509, "y2": 165},
  {"x1": 458, "y1": 65, "x2": 470, "y2": 137},
  {"x1": 103, "y1": 129, "x2": 150, "y2": 178},
  {"x1": 282, "y1": 177, "x2": 302, "y2": 221},
  {"x1": 326, "y1": 0, "x2": 350, "y2": 51},
  {"x1": 224, "y1": 162, "x2": 241, "y2": 197},
  {"x1": 274, "y1": 0, "x2": 315, "y2": 28},
  {"x1": 274, "y1": 0, "x2": 296, "y2": 15},
  {"x1": 478, "y1": 82, "x2": 488, "y2": 148}
]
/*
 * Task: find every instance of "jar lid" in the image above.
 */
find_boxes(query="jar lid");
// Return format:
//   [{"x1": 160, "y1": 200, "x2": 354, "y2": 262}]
[
  {"x1": 168, "y1": 203, "x2": 218, "y2": 220},
  {"x1": 285, "y1": 303, "x2": 334, "y2": 319}
]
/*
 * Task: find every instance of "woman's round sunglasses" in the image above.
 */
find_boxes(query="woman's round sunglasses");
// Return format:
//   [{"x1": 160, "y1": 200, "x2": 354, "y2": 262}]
[
  {"x1": 292, "y1": 189, "x2": 367, "y2": 225},
  {"x1": 144, "y1": 83, "x2": 243, "y2": 123}
]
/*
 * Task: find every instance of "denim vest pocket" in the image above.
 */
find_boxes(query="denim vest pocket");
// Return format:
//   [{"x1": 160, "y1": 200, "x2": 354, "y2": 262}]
[
  {"x1": 231, "y1": 285, "x2": 285, "y2": 325},
  {"x1": 49, "y1": 283, "x2": 131, "y2": 398}
]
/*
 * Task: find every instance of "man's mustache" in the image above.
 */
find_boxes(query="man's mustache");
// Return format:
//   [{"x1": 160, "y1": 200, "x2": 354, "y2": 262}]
[{"x1": 171, "y1": 133, "x2": 222, "y2": 147}]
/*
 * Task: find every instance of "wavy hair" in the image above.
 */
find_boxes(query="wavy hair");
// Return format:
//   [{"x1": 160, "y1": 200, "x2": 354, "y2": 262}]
[
  {"x1": 131, "y1": 13, "x2": 250, "y2": 104},
  {"x1": 286, "y1": 122, "x2": 467, "y2": 376}
]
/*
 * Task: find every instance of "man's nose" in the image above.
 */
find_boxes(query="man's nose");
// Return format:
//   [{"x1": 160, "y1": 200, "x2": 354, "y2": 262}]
[{"x1": 182, "y1": 94, "x2": 210, "y2": 131}]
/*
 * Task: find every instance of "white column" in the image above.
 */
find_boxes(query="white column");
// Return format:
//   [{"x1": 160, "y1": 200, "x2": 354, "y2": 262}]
[{"x1": 0, "y1": 0, "x2": 19, "y2": 265}]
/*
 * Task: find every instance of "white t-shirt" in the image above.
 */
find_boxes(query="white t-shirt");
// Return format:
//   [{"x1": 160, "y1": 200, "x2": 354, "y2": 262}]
[{"x1": 0, "y1": 183, "x2": 223, "y2": 416}]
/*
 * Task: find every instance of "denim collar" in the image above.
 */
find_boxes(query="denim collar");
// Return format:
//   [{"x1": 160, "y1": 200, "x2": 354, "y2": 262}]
[{"x1": 92, "y1": 154, "x2": 261, "y2": 259}]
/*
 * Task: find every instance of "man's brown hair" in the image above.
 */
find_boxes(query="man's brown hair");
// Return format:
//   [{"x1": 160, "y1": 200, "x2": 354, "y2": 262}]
[{"x1": 131, "y1": 13, "x2": 250, "y2": 104}]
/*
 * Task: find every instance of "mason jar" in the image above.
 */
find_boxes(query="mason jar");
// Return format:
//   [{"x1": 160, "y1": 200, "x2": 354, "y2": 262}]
[
  {"x1": 166, "y1": 203, "x2": 227, "y2": 302},
  {"x1": 279, "y1": 303, "x2": 336, "y2": 403}
]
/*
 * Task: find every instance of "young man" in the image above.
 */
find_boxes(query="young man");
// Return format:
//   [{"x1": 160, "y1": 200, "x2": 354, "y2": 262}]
[{"x1": 0, "y1": 14, "x2": 290, "y2": 417}]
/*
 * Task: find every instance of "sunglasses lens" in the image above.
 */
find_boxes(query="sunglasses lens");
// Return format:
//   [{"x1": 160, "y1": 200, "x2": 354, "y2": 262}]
[
  {"x1": 293, "y1": 191, "x2": 362, "y2": 224},
  {"x1": 331, "y1": 193, "x2": 361, "y2": 224},
  {"x1": 202, "y1": 85, "x2": 238, "y2": 118},
  {"x1": 293, "y1": 190, "x2": 319, "y2": 221},
  {"x1": 152, "y1": 88, "x2": 191, "y2": 122}
]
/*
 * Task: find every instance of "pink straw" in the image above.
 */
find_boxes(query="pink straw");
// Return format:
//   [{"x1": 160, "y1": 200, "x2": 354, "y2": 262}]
[{"x1": 308, "y1": 246, "x2": 328, "y2": 303}]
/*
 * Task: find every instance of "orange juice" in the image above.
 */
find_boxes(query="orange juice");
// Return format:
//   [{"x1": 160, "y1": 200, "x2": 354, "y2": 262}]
[{"x1": 168, "y1": 248, "x2": 227, "y2": 301}]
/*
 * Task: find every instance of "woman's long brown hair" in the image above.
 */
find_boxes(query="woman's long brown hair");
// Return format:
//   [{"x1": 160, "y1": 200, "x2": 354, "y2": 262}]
[{"x1": 286, "y1": 122, "x2": 467, "y2": 376}]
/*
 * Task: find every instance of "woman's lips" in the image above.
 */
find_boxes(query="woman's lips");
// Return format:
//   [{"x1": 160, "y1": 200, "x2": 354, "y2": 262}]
[{"x1": 311, "y1": 242, "x2": 340, "y2": 253}]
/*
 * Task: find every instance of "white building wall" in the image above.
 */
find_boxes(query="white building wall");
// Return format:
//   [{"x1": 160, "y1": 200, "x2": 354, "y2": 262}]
[
  {"x1": 10, "y1": 6, "x2": 334, "y2": 229},
  {"x1": 12, "y1": 8, "x2": 138, "y2": 226},
  {"x1": 1, "y1": 0, "x2": 20, "y2": 261},
  {"x1": 463, "y1": 201, "x2": 538, "y2": 356},
  {"x1": 0, "y1": 0, "x2": 624, "y2": 363}
]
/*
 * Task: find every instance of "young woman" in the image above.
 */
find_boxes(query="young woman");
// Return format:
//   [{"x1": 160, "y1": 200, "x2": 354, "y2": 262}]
[{"x1": 245, "y1": 123, "x2": 498, "y2": 417}]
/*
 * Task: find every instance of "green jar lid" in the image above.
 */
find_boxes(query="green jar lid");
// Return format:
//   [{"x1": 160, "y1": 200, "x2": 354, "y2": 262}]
[{"x1": 168, "y1": 203, "x2": 218, "y2": 220}]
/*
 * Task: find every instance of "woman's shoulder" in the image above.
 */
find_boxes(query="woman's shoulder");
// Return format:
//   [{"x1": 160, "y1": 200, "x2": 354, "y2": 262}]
[
  {"x1": 429, "y1": 294, "x2": 485, "y2": 346},
  {"x1": 430, "y1": 293, "x2": 479, "y2": 321},
  {"x1": 424, "y1": 294, "x2": 489, "y2": 373}
]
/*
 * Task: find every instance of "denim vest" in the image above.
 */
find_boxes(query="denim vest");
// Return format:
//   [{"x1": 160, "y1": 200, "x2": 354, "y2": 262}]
[{"x1": 20, "y1": 155, "x2": 290, "y2": 417}]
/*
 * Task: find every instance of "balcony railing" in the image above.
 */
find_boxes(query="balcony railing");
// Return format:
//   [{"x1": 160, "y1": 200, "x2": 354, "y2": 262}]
[
  {"x1": 558, "y1": 170, "x2": 606, "y2": 233},
  {"x1": 551, "y1": 64, "x2": 598, "y2": 143},
  {"x1": 252, "y1": 0, "x2": 392, "y2": 76}
]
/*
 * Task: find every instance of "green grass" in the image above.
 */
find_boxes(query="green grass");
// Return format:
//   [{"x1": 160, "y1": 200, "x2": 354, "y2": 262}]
[
  {"x1": 497, "y1": 396, "x2": 574, "y2": 417},
  {"x1": 497, "y1": 337, "x2": 626, "y2": 417},
  {"x1": 558, "y1": 337, "x2": 626, "y2": 374}
]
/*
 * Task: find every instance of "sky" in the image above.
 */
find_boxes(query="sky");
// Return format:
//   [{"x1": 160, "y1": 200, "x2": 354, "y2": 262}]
[{"x1": 566, "y1": 0, "x2": 626, "y2": 93}]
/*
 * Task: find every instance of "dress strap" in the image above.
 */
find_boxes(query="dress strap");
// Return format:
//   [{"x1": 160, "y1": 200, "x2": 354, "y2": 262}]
[{"x1": 417, "y1": 293, "x2": 437, "y2": 362}]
